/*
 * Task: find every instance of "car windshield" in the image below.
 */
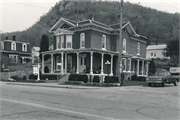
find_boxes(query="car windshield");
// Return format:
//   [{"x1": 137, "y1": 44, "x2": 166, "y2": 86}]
[{"x1": 154, "y1": 71, "x2": 166, "y2": 76}]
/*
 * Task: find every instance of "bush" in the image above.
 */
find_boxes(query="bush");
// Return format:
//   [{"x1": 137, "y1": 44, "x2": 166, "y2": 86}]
[
  {"x1": 104, "y1": 76, "x2": 119, "y2": 83},
  {"x1": 68, "y1": 74, "x2": 88, "y2": 83},
  {"x1": 29, "y1": 74, "x2": 37, "y2": 79},
  {"x1": 78, "y1": 75, "x2": 88, "y2": 83},
  {"x1": 68, "y1": 74, "x2": 79, "y2": 81},
  {"x1": 131, "y1": 75, "x2": 138, "y2": 81},
  {"x1": 93, "y1": 76, "x2": 100, "y2": 83},
  {"x1": 29, "y1": 74, "x2": 58, "y2": 80},
  {"x1": 22, "y1": 75, "x2": 27, "y2": 80},
  {"x1": 138, "y1": 76, "x2": 146, "y2": 81},
  {"x1": 10, "y1": 75, "x2": 19, "y2": 80}
]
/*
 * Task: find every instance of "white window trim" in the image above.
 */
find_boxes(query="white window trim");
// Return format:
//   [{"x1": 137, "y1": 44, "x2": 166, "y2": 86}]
[
  {"x1": 22, "y1": 43, "x2": 27, "y2": 52},
  {"x1": 80, "y1": 33, "x2": 85, "y2": 49},
  {"x1": 102, "y1": 35, "x2": 106, "y2": 50},
  {"x1": 66, "y1": 35, "x2": 72, "y2": 49},
  {"x1": 11, "y1": 42, "x2": 16, "y2": 50},
  {"x1": 9, "y1": 54, "x2": 18, "y2": 63},
  {"x1": 123, "y1": 39, "x2": 126, "y2": 53},
  {"x1": 137, "y1": 42, "x2": 140, "y2": 56},
  {"x1": 1, "y1": 42, "x2": 4, "y2": 50}
]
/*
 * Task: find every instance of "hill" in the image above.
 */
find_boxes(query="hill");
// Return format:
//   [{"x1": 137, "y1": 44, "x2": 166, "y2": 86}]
[{"x1": 1, "y1": 0, "x2": 179, "y2": 47}]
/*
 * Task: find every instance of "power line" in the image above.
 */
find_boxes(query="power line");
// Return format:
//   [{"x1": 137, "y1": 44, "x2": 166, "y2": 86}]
[{"x1": 3, "y1": 0, "x2": 50, "y2": 9}]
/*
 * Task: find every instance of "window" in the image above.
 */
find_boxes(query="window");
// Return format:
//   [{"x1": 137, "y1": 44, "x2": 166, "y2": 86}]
[
  {"x1": 102, "y1": 35, "x2": 106, "y2": 50},
  {"x1": 154, "y1": 52, "x2": 156, "y2": 57},
  {"x1": 123, "y1": 39, "x2": 126, "y2": 52},
  {"x1": 1, "y1": 42, "x2": 4, "y2": 50},
  {"x1": 22, "y1": 43, "x2": 27, "y2": 51},
  {"x1": 61, "y1": 35, "x2": 64, "y2": 49},
  {"x1": 80, "y1": 33, "x2": 85, "y2": 48},
  {"x1": 66, "y1": 35, "x2": 72, "y2": 49},
  {"x1": 9, "y1": 55, "x2": 18, "y2": 63},
  {"x1": 137, "y1": 42, "x2": 140, "y2": 55},
  {"x1": 56, "y1": 36, "x2": 60, "y2": 49},
  {"x1": 151, "y1": 53, "x2": 153, "y2": 56},
  {"x1": 11, "y1": 42, "x2": 16, "y2": 50}
]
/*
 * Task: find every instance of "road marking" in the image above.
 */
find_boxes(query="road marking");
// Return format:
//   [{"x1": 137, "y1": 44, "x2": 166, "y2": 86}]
[{"x1": 0, "y1": 98, "x2": 119, "y2": 120}]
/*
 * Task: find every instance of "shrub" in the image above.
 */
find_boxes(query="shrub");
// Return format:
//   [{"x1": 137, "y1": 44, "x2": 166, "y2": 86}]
[
  {"x1": 68, "y1": 74, "x2": 79, "y2": 81},
  {"x1": 10, "y1": 75, "x2": 19, "y2": 80},
  {"x1": 93, "y1": 76, "x2": 100, "y2": 83},
  {"x1": 131, "y1": 75, "x2": 138, "y2": 81},
  {"x1": 22, "y1": 75, "x2": 27, "y2": 80},
  {"x1": 104, "y1": 76, "x2": 119, "y2": 83},
  {"x1": 138, "y1": 76, "x2": 146, "y2": 81},
  {"x1": 29, "y1": 74, "x2": 37, "y2": 79},
  {"x1": 78, "y1": 75, "x2": 88, "y2": 83}
]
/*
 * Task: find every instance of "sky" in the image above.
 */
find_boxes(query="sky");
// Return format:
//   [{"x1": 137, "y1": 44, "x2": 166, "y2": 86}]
[{"x1": 0, "y1": 0, "x2": 179, "y2": 33}]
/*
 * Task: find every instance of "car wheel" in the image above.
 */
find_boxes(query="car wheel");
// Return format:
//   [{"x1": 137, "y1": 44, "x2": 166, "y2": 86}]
[
  {"x1": 162, "y1": 81, "x2": 165, "y2": 87},
  {"x1": 174, "y1": 80, "x2": 178, "y2": 86},
  {"x1": 148, "y1": 83, "x2": 151, "y2": 86}
]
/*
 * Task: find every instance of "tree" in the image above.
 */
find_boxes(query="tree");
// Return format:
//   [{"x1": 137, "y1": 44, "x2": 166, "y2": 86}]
[
  {"x1": 39, "y1": 34, "x2": 49, "y2": 61},
  {"x1": 163, "y1": 40, "x2": 179, "y2": 66},
  {"x1": 149, "y1": 58, "x2": 156, "y2": 75}
]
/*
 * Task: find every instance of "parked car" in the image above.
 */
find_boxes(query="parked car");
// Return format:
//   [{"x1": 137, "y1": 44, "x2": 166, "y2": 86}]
[{"x1": 146, "y1": 70, "x2": 179, "y2": 87}]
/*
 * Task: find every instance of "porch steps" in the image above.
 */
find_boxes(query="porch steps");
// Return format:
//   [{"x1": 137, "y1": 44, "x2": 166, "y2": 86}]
[{"x1": 58, "y1": 73, "x2": 70, "y2": 84}]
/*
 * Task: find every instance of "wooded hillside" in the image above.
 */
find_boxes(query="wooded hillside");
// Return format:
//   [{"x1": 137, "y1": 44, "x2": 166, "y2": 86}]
[{"x1": 1, "y1": 0, "x2": 179, "y2": 47}]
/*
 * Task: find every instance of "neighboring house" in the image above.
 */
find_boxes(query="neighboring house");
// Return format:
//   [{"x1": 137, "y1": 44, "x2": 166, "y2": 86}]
[
  {"x1": 31, "y1": 46, "x2": 40, "y2": 63},
  {"x1": 146, "y1": 44, "x2": 170, "y2": 59},
  {"x1": 41, "y1": 17, "x2": 150, "y2": 80},
  {"x1": 0, "y1": 39, "x2": 31, "y2": 65}
]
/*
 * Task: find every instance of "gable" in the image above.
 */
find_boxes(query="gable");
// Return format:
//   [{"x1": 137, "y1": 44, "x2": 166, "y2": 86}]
[{"x1": 49, "y1": 17, "x2": 77, "y2": 33}]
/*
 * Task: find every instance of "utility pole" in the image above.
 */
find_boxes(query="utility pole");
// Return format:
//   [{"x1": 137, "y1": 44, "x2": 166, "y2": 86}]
[{"x1": 118, "y1": 0, "x2": 123, "y2": 86}]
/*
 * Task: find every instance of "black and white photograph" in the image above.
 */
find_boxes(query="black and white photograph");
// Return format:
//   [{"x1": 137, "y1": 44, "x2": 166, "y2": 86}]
[{"x1": 0, "y1": 0, "x2": 179, "y2": 119}]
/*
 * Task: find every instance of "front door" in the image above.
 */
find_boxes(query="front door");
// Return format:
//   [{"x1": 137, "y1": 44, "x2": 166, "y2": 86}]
[
  {"x1": 79, "y1": 54, "x2": 86, "y2": 73},
  {"x1": 67, "y1": 55, "x2": 72, "y2": 72}
]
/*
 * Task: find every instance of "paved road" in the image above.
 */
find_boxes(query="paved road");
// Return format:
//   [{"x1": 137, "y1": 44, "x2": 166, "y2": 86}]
[{"x1": 0, "y1": 81, "x2": 179, "y2": 120}]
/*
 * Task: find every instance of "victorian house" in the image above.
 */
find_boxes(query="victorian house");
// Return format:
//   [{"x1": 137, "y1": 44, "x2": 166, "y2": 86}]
[
  {"x1": 41, "y1": 17, "x2": 150, "y2": 80},
  {"x1": 0, "y1": 37, "x2": 32, "y2": 65}
]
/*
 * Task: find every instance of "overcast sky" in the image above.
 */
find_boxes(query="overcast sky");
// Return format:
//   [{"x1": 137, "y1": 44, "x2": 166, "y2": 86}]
[{"x1": 0, "y1": 0, "x2": 179, "y2": 33}]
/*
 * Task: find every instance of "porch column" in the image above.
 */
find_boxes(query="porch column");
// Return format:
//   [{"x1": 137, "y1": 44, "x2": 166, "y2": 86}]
[
  {"x1": 76, "y1": 53, "x2": 79, "y2": 74},
  {"x1": 42, "y1": 54, "x2": 44, "y2": 73},
  {"x1": 90, "y1": 52, "x2": 93, "y2": 74},
  {"x1": 128, "y1": 58, "x2": 131, "y2": 72},
  {"x1": 137, "y1": 59, "x2": 139, "y2": 76},
  {"x1": 142, "y1": 60, "x2": 144, "y2": 75},
  {"x1": 65, "y1": 53, "x2": 67, "y2": 73},
  {"x1": 61, "y1": 52, "x2": 64, "y2": 74},
  {"x1": 51, "y1": 54, "x2": 53, "y2": 73},
  {"x1": 146, "y1": 61, "x2": 149, "y2": 76},
  {"x1": 110, "y1": 55, "x2": 113, "y2": 76},
  {"x1": 101, "y1": 53, "x2": 104, "y2": 74}
]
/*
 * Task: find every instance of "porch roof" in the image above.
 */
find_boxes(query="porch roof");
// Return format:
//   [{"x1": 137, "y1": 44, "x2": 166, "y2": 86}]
[
  {"x1": 41, "y1": 48, "x2": 119, "y2": 56},
  {"x1": 131, "y1": 56, "x2": 151, "y2": 61}
]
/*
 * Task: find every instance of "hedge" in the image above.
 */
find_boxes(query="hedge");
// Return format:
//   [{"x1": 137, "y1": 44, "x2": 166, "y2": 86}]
[
  {"x1": 29, "y1": 74, "x2": 58, "y2": 80},
  {"x1": 93, "y1": 76, "x2": 100, "y2": 83},
  {"x1": 104, "y1": 76, "x2": 119, "y2": 83},
  {"x1": 131, "y1": 75, "x2": 146, "y2": 81},
  {"x1": 68, "y1": 74, "x2": 88, "y2": 83}
]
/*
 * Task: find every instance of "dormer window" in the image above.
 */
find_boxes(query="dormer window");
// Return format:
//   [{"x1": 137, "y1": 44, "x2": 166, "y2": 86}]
[
  {"x1": 123, "y1": 39, "x2": 126, "y2": 52},
  {"x1": 102, "y1": 35, "x2": 106, "y2": 50},
  {"x1": 80, "y1": 33, "x2": 85, "y2": 48},
  {"x1": 11, "y1": 42, "x2": 16, "y2": 50},
  {"x1": 66, "y1": 35, "x2": 72, "y2": 49},
  {"x1": 137, "y1": 42, "x2": 140, "y2": 55},
  {"x1": 22, "y1": 43, "x2": 27, "y2": 51}
]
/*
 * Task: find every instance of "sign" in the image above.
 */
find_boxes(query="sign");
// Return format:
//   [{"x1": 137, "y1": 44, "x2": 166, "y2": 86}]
[{"x1": 170, "y1": 67, "x2": 180, "y2": 73}]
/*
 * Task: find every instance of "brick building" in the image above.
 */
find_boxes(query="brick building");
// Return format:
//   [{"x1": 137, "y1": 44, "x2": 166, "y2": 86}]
[{"x1": 41, "y1": 17, "x2": 150, "y2": 80}]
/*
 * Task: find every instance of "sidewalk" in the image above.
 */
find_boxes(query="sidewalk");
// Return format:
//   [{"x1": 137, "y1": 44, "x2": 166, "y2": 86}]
[{"x1": 4, "y1": 79, "x2": 147, "y2": 88}]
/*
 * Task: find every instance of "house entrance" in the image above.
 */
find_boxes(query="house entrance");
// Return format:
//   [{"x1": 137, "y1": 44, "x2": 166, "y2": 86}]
[
  {"x1": 67, "y1": 55, "x2": 72, "y2": 72},
  {"x1": 79, "y1": 54, "x2": 86, "y2": 73}
]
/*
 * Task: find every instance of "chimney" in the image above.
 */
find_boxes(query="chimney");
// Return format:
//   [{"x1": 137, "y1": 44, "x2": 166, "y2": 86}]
[
  {"x1": 6, "y1": 37, "x2": 8, "y2": 40},
  {"x1": 13, "y1": 35, "x2": 16, "y2": 41}
]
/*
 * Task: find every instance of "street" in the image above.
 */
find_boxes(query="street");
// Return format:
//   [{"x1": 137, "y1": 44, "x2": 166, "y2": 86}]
[{"x1": 0, "y1": 81, "x2": 179, "y2": 120}]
